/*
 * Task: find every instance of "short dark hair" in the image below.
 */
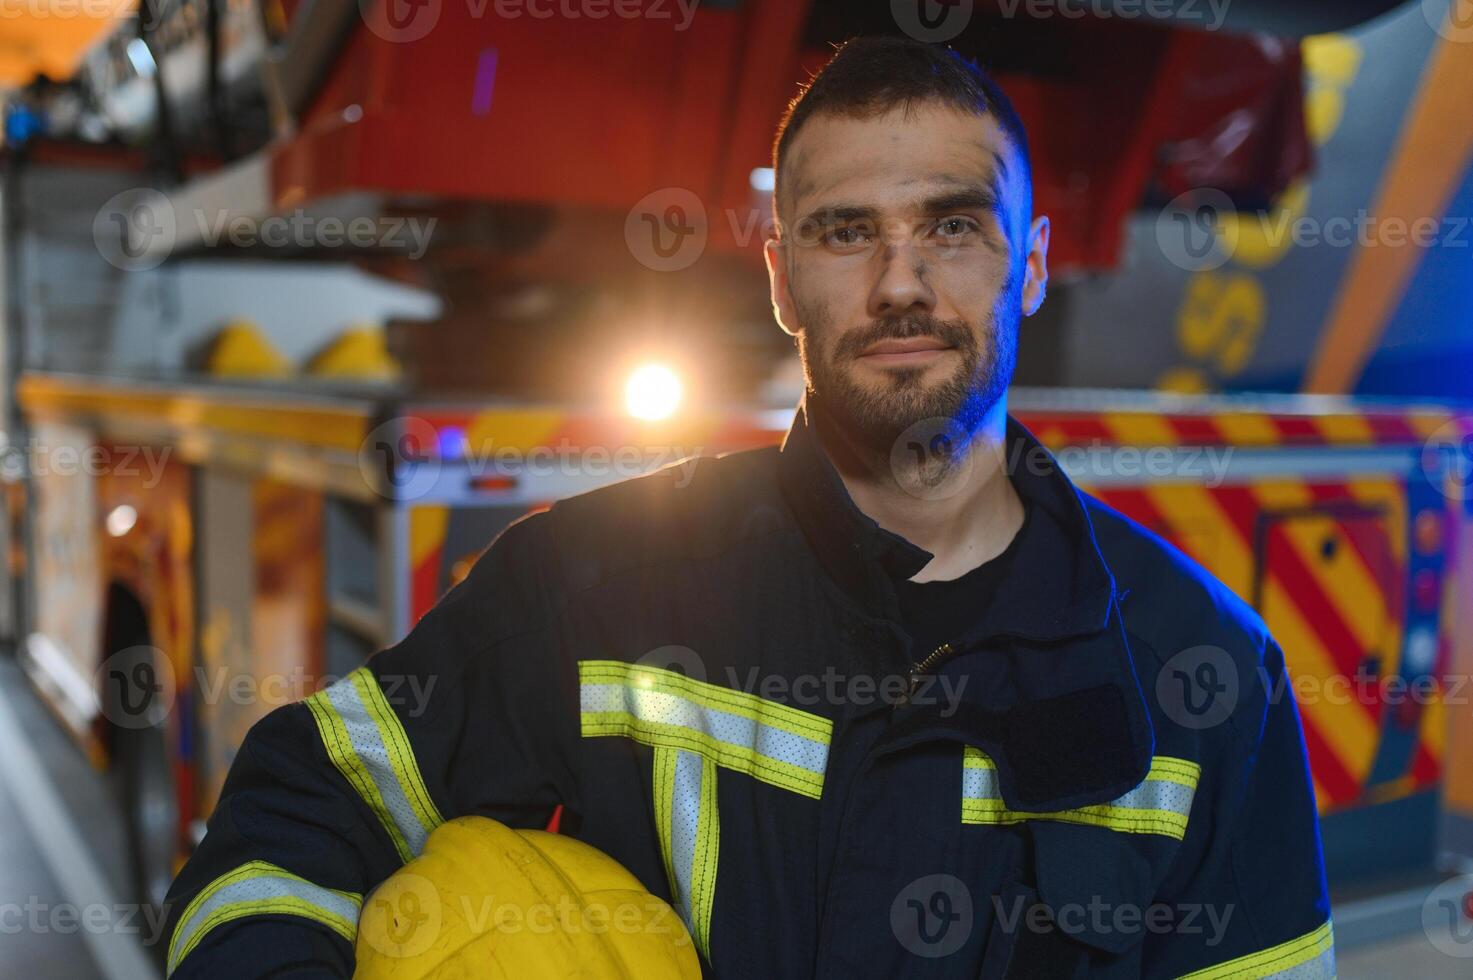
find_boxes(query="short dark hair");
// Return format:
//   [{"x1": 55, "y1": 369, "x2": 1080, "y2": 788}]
[{"x1": 772, "y1": 35, "x2": 1033, "y2": 232}]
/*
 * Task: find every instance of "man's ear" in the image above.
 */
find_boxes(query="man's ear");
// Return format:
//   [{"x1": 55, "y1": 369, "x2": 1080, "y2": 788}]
[
  {"x1": 1021, "y1": 215, "x2": 1050, "y2": 317},
  {"x1": 764, "y1": 237, "x2": 800, "y2": 338}
]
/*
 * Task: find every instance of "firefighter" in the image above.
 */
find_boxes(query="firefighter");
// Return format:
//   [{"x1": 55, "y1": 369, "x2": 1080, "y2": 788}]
[{"x1": 164, "y1": 36, "x2": 1332, "y2": 978}]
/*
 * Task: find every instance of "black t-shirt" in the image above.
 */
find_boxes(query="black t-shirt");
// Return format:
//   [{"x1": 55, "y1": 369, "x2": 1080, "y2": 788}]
[{"x1": 895, "y1": 497, "x2": 1033, "y2": 660}]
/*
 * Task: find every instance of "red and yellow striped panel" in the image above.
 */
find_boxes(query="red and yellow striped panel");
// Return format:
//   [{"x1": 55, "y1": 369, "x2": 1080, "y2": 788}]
[
  {"x1": 420, "y1": 404, "x2": 1467, "y2": 457},
  {"x1": 1021, "y1": 406, "x2": 1461, "y2": 450},
  {"x1": 417, "y1": 409, "x2": 786, "y2": 459}
]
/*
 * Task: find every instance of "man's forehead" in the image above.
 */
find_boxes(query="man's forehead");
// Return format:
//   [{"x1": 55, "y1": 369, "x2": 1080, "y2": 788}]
[{"x1": 783, "y1": 104, "x2": 1018, "y2": 213}]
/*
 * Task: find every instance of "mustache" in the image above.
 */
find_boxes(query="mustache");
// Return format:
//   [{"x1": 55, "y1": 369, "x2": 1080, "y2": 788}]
[{"x1": 834, "y1": 314, "x2": 976, "y2": 358}]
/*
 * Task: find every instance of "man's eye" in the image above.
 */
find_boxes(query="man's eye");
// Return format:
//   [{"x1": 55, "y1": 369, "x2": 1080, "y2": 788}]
[
  {"x1": 825, "y1": 225, "x2": 871, "y2": 248},
  {"x1": 934, "y1": 217, "x2": 979, "y2": 240}
]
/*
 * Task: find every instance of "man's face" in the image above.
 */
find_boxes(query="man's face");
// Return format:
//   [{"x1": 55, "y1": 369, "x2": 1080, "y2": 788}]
[{"x1": 766, "y1": 101, "x2": 1049, "y2": 452}]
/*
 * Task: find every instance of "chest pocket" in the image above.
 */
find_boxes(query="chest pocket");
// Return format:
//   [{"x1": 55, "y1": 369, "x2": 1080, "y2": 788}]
[
  {"x1": 578, "y1": 660, "x2": 834, "y2": 961},
  {"x1": 961, "y1": 748, "x2": 1199, "y2": 840},
  {"x1": 962, "y1": 749, "x2": 1202, "y2": 977}
]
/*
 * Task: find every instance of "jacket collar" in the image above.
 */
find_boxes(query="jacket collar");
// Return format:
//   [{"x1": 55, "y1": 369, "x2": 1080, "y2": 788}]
[{"x1": 775, "y1": 395, "x2": 1117, "y2": 643}]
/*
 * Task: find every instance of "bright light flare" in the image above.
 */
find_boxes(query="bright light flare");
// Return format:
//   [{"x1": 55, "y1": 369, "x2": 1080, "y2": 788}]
[
  {"x1": 625, "y1": 363, "x2": 683, "y2": 421},
  {"x1": 106, "y1": 504, "x2": 137, "y2": 538}
]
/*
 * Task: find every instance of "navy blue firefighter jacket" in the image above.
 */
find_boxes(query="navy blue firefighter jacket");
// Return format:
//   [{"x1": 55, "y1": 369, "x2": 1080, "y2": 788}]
[{"x1": 163, "y1": 398, "x2": 1334, "y2": 978}]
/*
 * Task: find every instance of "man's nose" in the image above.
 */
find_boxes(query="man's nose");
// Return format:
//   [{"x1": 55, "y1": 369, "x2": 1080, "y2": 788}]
[{"x1": 867, "y1": 240, "x2": 936, "y2": 320}]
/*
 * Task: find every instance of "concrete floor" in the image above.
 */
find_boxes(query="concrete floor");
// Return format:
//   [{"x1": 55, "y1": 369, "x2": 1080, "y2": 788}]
[
  {"x1": 0, "y1": 648, "x2": 1467, "y2": 978},
  {"x1": 0, "y1": 652, "x2": 157, "y2": 979}
]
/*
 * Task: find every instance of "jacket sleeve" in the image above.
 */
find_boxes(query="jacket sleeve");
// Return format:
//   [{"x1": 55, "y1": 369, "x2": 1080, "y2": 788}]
[
  {"x1": 1144, "y1": 636, "x2": 1335, "y2": 979},
  {"x1": 162, "y1": 510, "x2": 580, "y2": 978}
]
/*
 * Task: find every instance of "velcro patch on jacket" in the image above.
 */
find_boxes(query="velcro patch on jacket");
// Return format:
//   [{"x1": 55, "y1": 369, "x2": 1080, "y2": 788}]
[
  {"x1": 962, "y1": 747, "x2": 1200, "y2": 840},
  {"x1": 578, "y1": 660, "x2": 833, "y2": 798}
]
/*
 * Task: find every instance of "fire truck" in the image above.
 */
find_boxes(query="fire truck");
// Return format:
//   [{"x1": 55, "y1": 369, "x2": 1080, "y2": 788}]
[{"x1": 2, "y1": 0, "x2": 1470, "y2": 950}]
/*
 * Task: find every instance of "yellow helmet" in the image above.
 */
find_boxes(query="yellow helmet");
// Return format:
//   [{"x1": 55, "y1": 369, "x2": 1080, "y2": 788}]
[{"x1": 355, "y1": 817, "x2": 701, "y2": 979}]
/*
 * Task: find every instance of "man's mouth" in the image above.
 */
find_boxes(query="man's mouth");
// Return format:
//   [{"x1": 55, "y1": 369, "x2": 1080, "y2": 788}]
[{"x1": 856, "y1": 336, "x2": 954, "y2": 365}]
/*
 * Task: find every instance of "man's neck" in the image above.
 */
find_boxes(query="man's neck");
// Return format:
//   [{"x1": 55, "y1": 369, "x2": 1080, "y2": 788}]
[{"x1": 812, "y1": 397, "x2": 1025, "y2": 583}]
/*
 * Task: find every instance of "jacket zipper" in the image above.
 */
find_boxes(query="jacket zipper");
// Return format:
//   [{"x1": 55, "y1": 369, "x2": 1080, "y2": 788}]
[{"x1": 904, "y1": 641, "x2": 956, "y2": 700}]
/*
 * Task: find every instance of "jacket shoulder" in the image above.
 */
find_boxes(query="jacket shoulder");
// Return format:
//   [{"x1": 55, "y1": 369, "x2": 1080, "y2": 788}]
[{"x1": 535, "y1": 446, "x2": 789, "y2": 591}]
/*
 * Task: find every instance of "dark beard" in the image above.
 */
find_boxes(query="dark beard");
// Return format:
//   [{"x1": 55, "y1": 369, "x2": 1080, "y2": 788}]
[{"x1": 796, "y1": 289, "x2": 1018, "y2": 456}]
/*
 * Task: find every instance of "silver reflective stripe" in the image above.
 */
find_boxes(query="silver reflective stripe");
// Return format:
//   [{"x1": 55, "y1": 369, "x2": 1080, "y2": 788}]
[
  {"x1": 167, "y1": 863, "x2": 360, "y2": 975},
  {"x1": 668, "y1": 748, "x2": 703, "y2": 927},
  {"x1": 963, "y1": 764, "x2": 1195, "y2": 815},
  {"x1": 653, "y1": 745, "x2": 718, "y2": 961},
  {"x1": 580, "y1": 682, "x2": 828, "y2": 777},
  {"x1": 962, "y1": 751, "x2": 1199, "y2": 839},
  {"x1": 324, "y1": 674, "x2": 434, "y2": 857}
]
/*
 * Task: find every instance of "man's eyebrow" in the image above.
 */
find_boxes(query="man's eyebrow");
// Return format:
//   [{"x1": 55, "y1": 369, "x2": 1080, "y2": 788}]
[
  {"x1": 799, "y1": 204, "x2": 879, "y2": 227},
  {"x1": 917, "y1": 186, "x2": 1001, "y2": 215}
]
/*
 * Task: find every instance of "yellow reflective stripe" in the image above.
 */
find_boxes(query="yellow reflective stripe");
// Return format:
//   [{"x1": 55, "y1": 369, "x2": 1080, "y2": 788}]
[
  {"x1": 304, "y1": 688, "x2": 410, "y2": 862},
  {"x1": 350, "y1": 669, "x2": 444, "y2": 834},
  {"x1": 579, "y1": 661, "x2": 833, "y2": 742},
  {"x1": 304, "y1": 667, "x2": 442, "y2": 864},
  {"x1": 962, "y1": 748, "x2": 1201, "y2": 840},
  {"x1": 1177, "y1": 920, "x2": 1335, "y2": 979},
  {"x1": 961, "y1": 800, "x2": 1192, "y2": 838},
  {"x1": 690, "y1": 753, "x2": 720, "y2": 960},
  {"x1": 166, "y1": 860, "x2": 360, "y2": 976},
  {"x1": 578, "y1": 660, "x2": 833, "y2": 800},
  {"x1": 653, "y1": 746, "x2": 680, "y2": 901},
  {"x1": 1149, "y1": 757, "x2": 1203, "y2": 788},
  {"x1": 652, "y1": 747, "x2": 720, "y2": 963},
  {"x1": 584, "y1": 712, "x2": 824, "y2": 798}
]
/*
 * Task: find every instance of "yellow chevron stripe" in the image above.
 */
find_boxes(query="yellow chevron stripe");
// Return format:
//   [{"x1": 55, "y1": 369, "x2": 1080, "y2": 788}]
[
  {"x1": 1252, "y1": 481, "x2": 1387, "y2": 659},
  {"x1": 1211, "y1": 412, "x2": 1281, "y2": 447},
  {"x1": 409, "y1": 506, "x2": 450, "y2": 568},
  {"x1": 1259, "y1": 573, "x2": 1379, "y2": 790},
  {"x1": 1178, "y1": 919, "x2": 1334, "y2": 979},
  {"x1": 1313, "y1": 414, "x2": 1375, "y2": 445},
  {"x1": 1101, "y1": 412, "x2": 1180, "y2": 447}
]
